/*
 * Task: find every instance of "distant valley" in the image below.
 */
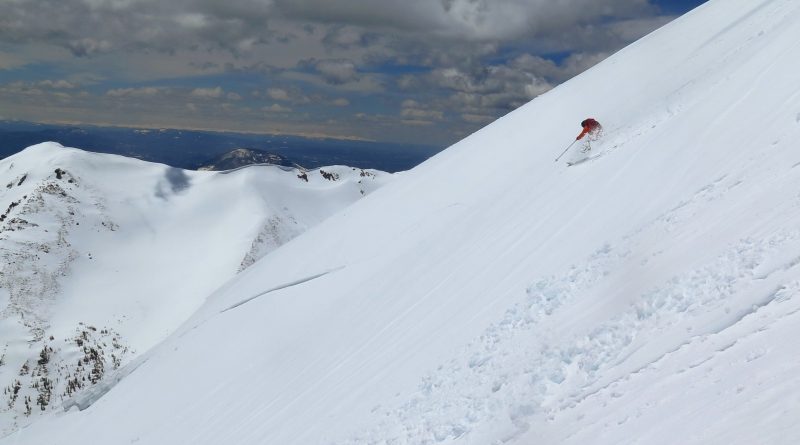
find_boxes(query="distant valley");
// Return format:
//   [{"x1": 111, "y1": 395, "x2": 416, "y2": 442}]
[{"x1": 0, "y1": 121, "x2": 441, "y2": 173}]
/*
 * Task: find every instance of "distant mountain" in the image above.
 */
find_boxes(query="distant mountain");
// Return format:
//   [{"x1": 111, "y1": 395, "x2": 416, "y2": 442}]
[
  {"x1": 0, "y1": 142, "x2": 392, "y2": 435},
  {"x1": 197, "y1": 148, "x2": 299, "y2": 171},
  {"x1": 0, "y1": 121, "x2": 441, "y2": 173}
]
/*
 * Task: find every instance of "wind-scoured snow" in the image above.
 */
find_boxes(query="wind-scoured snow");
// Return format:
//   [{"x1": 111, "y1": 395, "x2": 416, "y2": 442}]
[
  {"x1": 5, "y1": 0, "x2": 800, "y2": 443},
  {"x1": 0, "y1": 143, "x2": 390, "y2": 435}
]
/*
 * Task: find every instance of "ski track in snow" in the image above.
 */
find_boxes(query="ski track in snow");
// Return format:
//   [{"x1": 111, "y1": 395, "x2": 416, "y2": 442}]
[
  {"x1": 556, "y1": 288, "x2": 800, "y2": 444},
  {"x1": 342, "y1": 194, "x2": 800, "y2": 445}
]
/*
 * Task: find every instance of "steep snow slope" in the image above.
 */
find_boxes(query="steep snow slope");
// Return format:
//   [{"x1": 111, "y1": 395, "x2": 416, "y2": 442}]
[
  {"x1": 6, "y1": 0, "x2": 800, "y2": 443},
  {"x1": 0, "y1": 143, "x2": 389, "y2": 435}
]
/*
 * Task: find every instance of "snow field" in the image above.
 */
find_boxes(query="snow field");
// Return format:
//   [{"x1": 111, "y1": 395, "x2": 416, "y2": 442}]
[{"x1": 5, "y1": 0, "x2": 800, "y2": 444}]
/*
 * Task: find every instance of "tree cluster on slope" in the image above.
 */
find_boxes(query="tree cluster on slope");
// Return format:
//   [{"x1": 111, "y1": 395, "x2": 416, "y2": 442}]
[{"x1": 1, "y1": 324, "x2": 131, "y2": 423}]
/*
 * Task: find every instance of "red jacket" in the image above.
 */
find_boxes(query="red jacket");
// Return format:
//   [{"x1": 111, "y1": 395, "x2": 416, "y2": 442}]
[{"x1": 577, "y1": 118, "x2": 601, "y2": 140}]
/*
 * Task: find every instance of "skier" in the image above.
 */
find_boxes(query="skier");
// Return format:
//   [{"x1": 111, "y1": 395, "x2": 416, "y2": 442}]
[
  {"x1": 554, "y1": 118, "x2": 604, "y2": 162},
  {"x1": 576, "y1": 118, "x2": 602, "y2": 141},
  {"x1": 575, "y1": 118, "x2": 602, "y2": 152}
]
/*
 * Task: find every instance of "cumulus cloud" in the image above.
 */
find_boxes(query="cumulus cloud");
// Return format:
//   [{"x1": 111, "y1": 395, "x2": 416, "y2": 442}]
[
  {"x1": 426, "y1": 62, "x2": 554, "y2": 116},
  {"x1": 190, "y1": 87, "x2": 224, "y2": 98},
  {"x1": 267, "y1": 87, "x2": 311, "y2": 104},
  {"x1": 0, "y1": 0, "x2": 279, "y2": 57},
  {"x1": 275, "y1": 0, "x2": 658, "y2": 42},
  {"x1": 264, "y1": 103, "x2": 292, "y2": 113},
  {"x1": 66, "y1": 38, "x2": 113, "y2": 57},
  {"x1": 400, "y1": 98, "x2": 444, "y2": 125},
  {"x1": 0, "y1": 0, "x2": 666, "y2": 60},
  {"x1": 401, "y1": 108, "x2": 443, "y2": 121},
  {"x1": 461, "y1": 113, "x2": 495, "y2": 124},
  {"x1": 267, "y1": 88, "x2": 291, "y2": 101},
  {"x1": 0, "y1": 0, "x2": 684, "y2": 144},
  {"x1": 301, "y1": 58, "x2": 359, "y2": 85},
  {"x1": 106, "y1": 87, "x2": 166, "y2": 97},
  {"x1": 3, "y1": 80, "x2": 80, "y2": 92},
  {"x1": 322, "y1": 26, "x2": 378, "y2": 49},
  {"x1": 39, "y1": 79, "x2": 78, "y2": 89},
  {"x1": 0, "y1": 83, "x2": 44, "y2": 96}
]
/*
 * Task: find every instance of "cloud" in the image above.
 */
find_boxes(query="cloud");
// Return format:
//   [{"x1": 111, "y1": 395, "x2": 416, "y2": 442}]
[
  {"x1": 0, "y1": 0, "x2": 663, "y2": 61},
  {"x1": 66, "y1": 38, "x2": 113, "y2": 57},
  {"x1": 190, "y1": 87, "x2": 224, "y2": 98},
  {"x1": 322, "y1": 26, "x2": 378, "y2": 49},
  {"x1": 0, "y1": 82, "x2": 44, "y2": 96},
  {"x1": 400, "y1": 98, "x2": 444, "y2": 125},
  {"x1": 0, "y1": 51, "x2": 27, "y2": 70},
  {"x1": 401, "y1": 108, "x2": 443, "y2": 121},
  {"x1": 0, "y1": 0, "x2": 686, "y2": 145},
  {"x1": 267, "y1": 88, "x2": 291, "y2": 101},
  {"x1": 400, "y1": 99, "x2": 441, "y2": 119},
  {"x1": 275, "y1": 0, "x2": 658, "y2": 42},
  {"x1": 425, "y1": 62, "x2": 554, "y2": 116},
  {"x1": 264, "y1": 103, "x2": 292, "y2": 113},
  {"x1": 174, "y1": 13, "x2": 209, "y2": 30},
  {"x1": 0, "y1": 0, "x2": 280, "y2": 57},
  {"x1": 301, "y1": 58, "x2": 359, "y2": 85},
  {"x1": 101, "y1": 87, "x2": 242, "y2": 116},
  {"x1": 107, "y1": 87, "x2": 166, "y2": 97},
  {"x1": 3, "y1": 80, "x2": 80, "y2": 92},
  {"x1": 267, "y1": 87, "x2": 311, "y2": 104},
  {"x1": 39, "y1": 79, "x2": 78, "y2": 89},
  {"x1": 461, "y1": 113, "x2": 495, "y2": 124}
]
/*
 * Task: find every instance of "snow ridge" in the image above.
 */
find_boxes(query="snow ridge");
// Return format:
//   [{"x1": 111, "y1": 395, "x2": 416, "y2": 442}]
[{"x1": 0, "y1": 143, "x2": 391, "y2": 436}]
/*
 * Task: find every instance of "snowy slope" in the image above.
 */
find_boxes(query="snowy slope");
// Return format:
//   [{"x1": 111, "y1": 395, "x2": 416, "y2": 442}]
[
  {"x1": 6, "y1": 0, "x2": 800, "y2": 443},
  {"x1": 0, "y1": 143, "x2": 390, "y2": 435}
]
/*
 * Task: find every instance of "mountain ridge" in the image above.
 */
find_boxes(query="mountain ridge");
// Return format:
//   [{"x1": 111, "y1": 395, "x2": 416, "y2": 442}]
[
  {"x1": 0, "y1": 142, "x2": 391, "y2": 435},
  {"x1": 196, "y1": 148, "x2": 299, "y2": 171},
  {"x1": 6, "y1": 0, "x2": 800, "y2": 443}
]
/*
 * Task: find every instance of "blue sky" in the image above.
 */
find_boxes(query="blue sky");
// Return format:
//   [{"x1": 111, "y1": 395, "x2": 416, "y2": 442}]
[{"x1": 0, "y1": 0, "x2": 706, "y2": 146}]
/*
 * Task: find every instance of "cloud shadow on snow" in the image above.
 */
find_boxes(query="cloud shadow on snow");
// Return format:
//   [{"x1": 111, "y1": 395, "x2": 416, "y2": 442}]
[{"x1": 155, "y1": 167, "x2": 191, "y2": 199}]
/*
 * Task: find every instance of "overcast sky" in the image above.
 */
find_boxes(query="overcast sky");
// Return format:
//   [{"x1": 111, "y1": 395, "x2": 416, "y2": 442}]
[{"x1": 0, "y1": 0, "x2": 706, "y2": 145}]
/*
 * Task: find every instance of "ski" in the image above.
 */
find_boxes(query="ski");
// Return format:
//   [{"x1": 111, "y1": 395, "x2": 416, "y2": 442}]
[{"x1": 566, "y1": 153, "x2": 604, "y2": 166}]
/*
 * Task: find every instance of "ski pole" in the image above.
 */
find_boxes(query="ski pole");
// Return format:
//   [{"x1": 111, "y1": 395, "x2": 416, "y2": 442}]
[{"x1": 554, "y1": 140, "x2": 577, "y2": 162}]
